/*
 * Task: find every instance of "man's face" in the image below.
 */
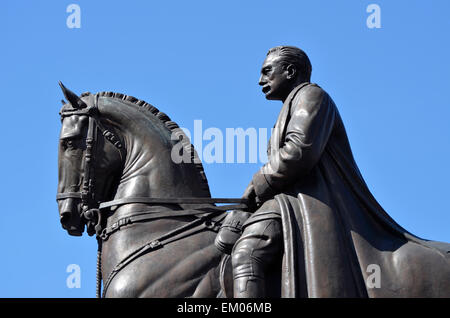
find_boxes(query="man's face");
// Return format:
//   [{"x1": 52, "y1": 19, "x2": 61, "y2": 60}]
[{"x1": 259, "y1": 53, "x2": 290, "y2": 101}]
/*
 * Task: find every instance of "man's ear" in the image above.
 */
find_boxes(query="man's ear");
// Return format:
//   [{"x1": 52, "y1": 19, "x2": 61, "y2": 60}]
[{"x1": 285, "y1": 64, "x2": 297, "y2": 80}]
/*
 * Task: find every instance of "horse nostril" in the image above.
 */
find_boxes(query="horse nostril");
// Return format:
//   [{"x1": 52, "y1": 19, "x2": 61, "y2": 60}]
[{"x1": 60, "y1": 212, "x2": 71, "y2": 225}]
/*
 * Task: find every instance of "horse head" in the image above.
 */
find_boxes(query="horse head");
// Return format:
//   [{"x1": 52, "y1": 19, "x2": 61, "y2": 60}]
[
  {"x1": 57, "y1": 83, "x2": 123, "y2": 236},
  {"x1": 56, "y1": 83, "x2": 210, "y2": 236}
]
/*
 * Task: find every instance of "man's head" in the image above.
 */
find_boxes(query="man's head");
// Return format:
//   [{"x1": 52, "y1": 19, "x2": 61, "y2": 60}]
[{"x1": 259, "y1": 46, "x2": 312, "y2": 102}]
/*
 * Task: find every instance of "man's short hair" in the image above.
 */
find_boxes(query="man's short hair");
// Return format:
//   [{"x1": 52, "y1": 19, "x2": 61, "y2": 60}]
[{"x1": 267, "y1": 46, "x2": 312, "y2": 82}]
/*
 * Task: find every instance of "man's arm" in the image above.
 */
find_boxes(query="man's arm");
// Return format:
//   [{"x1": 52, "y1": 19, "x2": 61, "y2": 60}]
[{"x1": 251, "y1": 85, "x2": 336, "y2": 201}]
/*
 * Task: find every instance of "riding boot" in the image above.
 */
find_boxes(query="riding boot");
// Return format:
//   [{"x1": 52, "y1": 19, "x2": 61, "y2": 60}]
[
  {"x1": 233, "y1": 275, "x2": 265, "y2": 298},
  {"x1": 231, "y1": 219, "x2": 282, "y2": 297}
]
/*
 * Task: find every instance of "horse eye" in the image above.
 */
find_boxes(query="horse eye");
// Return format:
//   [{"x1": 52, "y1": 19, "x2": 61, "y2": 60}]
[{"x1": 62, "y1": 139, "x2": 75, "y2": 149}]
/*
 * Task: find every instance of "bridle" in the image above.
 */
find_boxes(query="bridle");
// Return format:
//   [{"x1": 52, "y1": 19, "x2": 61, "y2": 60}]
[
  {"x1": 56, "y1": 93, "x2": 124, "y2": 235},
  {"x1": 56, "y1": 90, "x2": 249, "y2": 298}
]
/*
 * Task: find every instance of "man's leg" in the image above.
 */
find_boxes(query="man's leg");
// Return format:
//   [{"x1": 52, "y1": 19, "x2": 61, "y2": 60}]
[{"x1": 231, "y1": 203, "x2": 282, "y2": 298}]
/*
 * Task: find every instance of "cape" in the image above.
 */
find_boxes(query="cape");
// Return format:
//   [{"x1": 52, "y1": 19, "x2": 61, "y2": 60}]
[{"x1": 251, "y1": 83, "x2": 450, "y2": 297}]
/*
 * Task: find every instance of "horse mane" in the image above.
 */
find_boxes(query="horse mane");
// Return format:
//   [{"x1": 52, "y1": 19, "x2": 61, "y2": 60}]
[{"x1": 81, "y1": 91, "x2": 211, "y2": 195}]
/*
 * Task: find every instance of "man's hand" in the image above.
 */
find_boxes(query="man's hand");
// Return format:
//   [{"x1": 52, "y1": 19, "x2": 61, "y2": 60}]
[{"x1": 242, "y1": 182, "x2": 258, "y2": 212}]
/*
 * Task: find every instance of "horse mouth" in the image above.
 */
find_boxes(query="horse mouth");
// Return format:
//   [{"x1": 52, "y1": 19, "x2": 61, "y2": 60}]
[
  {"x1": 60, "y1": 211, "x2": 84, "y2": 236},
  {"x1": 262, "y1": 85, "x2": 271, "y2": 94},
  {"x1": 62, "y1": 223, "x2": 84, "y2": 236},
  {"x1": 67, "y1": 229, "x2": 83, "y2": 236}
]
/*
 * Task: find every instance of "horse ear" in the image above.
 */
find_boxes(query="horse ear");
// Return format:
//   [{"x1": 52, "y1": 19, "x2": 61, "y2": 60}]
[{"x1": 58, "y1": 81, "x2": 87, "y2": 109}]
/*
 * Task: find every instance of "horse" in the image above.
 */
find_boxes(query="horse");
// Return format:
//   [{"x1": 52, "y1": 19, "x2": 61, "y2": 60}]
[{"x1": 56, "y1": 83, "x2": 242, "y2": 297}]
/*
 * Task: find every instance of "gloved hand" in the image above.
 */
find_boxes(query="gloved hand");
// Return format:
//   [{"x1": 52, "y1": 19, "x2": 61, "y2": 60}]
[{"x1": 242, "y1": 182, "x2": 259, "y2": 212}]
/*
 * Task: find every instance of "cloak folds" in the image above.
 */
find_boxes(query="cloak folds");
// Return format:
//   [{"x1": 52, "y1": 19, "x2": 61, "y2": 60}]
[{"x1": 251, "y1": 83, "x2": 450, "y2": 297}]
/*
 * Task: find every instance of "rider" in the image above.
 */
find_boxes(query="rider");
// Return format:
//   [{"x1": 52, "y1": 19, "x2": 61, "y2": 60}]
[
  {"x1": 217, "y1": 46, "x2": 315, "y2": 297},
  {"x1": 217, "y1": 45, "x2": 450, "y2": 298}
]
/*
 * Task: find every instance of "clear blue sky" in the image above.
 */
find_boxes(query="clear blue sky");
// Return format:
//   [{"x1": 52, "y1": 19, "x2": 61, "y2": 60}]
[{"x1": 1, "y1": 1, "x2": 449, "y2": 297}]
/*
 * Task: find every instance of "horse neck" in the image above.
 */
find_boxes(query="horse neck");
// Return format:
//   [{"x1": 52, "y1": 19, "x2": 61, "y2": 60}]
[{"x1": 98, "y1": 97, "x2": 211, "y2": 206}]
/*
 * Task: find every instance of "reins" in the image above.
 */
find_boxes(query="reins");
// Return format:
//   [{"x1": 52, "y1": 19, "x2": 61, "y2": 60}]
[
  {"x1": 89, "y1": 197, "x2": 246, "y2": 298},
  {"x1": 99, "y1": 204, "x2": 230, "y2": 298}
]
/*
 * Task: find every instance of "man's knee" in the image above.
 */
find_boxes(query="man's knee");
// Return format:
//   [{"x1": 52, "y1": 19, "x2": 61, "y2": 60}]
[
  {"x1": 242, "y1": 199, "x2": 281, "y2": 228},
  {"x1": 240, "y1": 218, "x2": 282, "y2": 245},
  {"x1": 214, "y1": 210, "x2": 252, "y2": 255}
]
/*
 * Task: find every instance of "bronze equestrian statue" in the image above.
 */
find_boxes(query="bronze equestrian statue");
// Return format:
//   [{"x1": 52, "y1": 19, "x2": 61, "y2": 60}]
[{"x1": 56, "y1": 46, "x2": 450, "y2": 298}]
